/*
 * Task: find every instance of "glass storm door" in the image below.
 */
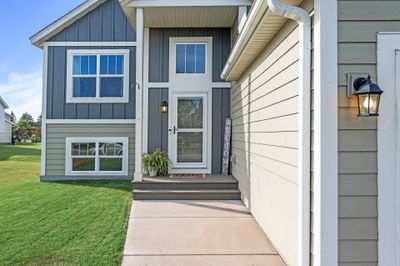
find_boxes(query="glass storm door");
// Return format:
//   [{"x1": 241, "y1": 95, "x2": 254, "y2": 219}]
[{"x1": 169, "y1": 94, "x2": 207, "y2": 169}]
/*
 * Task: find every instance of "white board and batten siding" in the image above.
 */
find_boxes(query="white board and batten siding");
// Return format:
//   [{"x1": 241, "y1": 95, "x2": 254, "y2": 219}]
[
  {"x1": 230, "y1": 1, "x2": 313, "y2": 264},
  {"x1": 45, "y1": 124, "x2": 135, "y2": 176},
  {"x1": 336, "y1": 1, "x2": 400, "y2": 265}
]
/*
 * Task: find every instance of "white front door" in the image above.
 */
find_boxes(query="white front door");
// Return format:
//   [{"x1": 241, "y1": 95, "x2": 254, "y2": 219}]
[
  {"x1": 167, "y1": 37, "x2": 213, "y2": 174},
  {"x1": 169, "y1": 93, "x2": 208, "y2": 171}
]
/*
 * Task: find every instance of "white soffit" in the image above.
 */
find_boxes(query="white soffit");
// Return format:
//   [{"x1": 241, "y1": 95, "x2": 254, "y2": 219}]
[
  {"x1": 120, "y1": 0, "x2": 252, "y2": 28},
  {"x1": 222, "y1": 0, "x2": 302, "y2": 81}
]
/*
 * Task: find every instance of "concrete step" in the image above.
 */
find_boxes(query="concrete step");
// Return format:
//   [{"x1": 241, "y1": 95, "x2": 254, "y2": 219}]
[
  {"x1": 133, "y1": 189, "x2": 241, "y2": 200},
  {"x1": 133, "y1": 181, "x2": 238, "y2": 190}
]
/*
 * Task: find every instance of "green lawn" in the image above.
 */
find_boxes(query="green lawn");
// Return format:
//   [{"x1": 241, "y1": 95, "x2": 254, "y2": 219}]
[{"x1": 0, "y1": 144, "x2": 132, "y2": 266}]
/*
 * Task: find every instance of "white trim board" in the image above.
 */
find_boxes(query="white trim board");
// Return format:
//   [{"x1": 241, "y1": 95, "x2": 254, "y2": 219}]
[
  {"x1": 126, "y1": 0, "x2": 252, "y2": 7},
  {"x1": 377, "y1": 32, "x2": 400, "y2": 266},
  {"x1": 43, "y1": 42, "x2": 137, "y2": 47},
  {"x1": 45, "y1": 120, "x2": 136, "y2": 124},
  {"x1": 41, "y1": 46, "x2": 49, "y2": 176},
  {"x1": 313, "y1": 0, "x2": 338, "y2": 265},
  {"x1": 147, "y1": 82, "x2": 231, "y2": 88}
]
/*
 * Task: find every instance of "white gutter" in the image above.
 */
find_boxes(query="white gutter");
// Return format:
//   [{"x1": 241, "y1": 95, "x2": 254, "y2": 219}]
[
  {"x1": 266, "y1": 1, "x2": 311, "y2": 266},
  {"x1": 220, "y1": 0, "x2": 268, "y2": 80}
]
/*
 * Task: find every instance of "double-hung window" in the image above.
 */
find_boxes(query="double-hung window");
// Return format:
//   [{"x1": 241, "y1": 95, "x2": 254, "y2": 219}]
[
  {"x1": 66, "y1": 137, "x2": 128, "y2": 175},
  {"x1": 66, "y1": 49, "x2": 129, "y2": 103}
]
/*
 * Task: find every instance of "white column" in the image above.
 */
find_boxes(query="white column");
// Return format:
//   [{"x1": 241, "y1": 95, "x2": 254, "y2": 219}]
[
  {"x1": 313, "y1": 0, "x2": 338, "y2": 265},
  {"x1": 134, "y1": 8, "x2": 144, "y2": 182}
]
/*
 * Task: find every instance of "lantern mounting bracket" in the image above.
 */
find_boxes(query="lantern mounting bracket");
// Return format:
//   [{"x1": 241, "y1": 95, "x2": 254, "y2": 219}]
[{"x1": 347, "y1": 73, "x2": 369, "y2": 98}]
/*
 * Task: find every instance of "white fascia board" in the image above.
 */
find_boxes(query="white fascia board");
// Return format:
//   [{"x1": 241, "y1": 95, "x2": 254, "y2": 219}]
[
  {"x1": 127, "y1": 0, "x2": 252, "y2": 7},
  {"x1": 30, "y1": 0, "x2": 107, "y2": 48},
  {"x1": 220, "y1": 0, "x2": 268, "y2": 80},
  {"x1": 0, "y1": 96, "x2": 9, "y2": 109}
]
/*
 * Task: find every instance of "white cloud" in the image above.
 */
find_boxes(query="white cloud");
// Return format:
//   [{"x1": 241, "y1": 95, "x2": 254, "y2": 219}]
[{"x1": 0, "y1": 70, "x2": 42, "y2": 120}]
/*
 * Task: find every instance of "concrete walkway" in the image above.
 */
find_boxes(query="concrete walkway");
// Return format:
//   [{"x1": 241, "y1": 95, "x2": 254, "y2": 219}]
[{"x1": 122, "y1": 200, "x2": 286, "y2": 266}]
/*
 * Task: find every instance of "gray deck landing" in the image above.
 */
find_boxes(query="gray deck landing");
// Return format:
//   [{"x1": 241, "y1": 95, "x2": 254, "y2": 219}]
[{"x1": 122, "y1": 200, "x2": 286, "y2": 266}]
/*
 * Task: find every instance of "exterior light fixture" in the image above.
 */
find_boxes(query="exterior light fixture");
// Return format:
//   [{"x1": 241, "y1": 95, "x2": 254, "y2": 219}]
[
  {"x1": 160, "y1": 101, "x2": 168, "y2": 113},
  {"x1": 353, "y1": 75, "x2": 383, "y2": 117}
]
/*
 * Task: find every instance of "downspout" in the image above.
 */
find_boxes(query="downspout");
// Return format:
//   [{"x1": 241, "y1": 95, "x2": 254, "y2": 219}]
[{"x1": 266, "y1": 1, "x2": 311, "y2": 266}]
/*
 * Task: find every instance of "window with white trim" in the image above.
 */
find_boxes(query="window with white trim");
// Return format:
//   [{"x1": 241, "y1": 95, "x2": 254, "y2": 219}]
[
  {"x1": 176, "y1": 43, "x2": 206, "y2": 74},
  {"x1": 66, "y1": 49, "x2": 130, "y2": 103},
  {"x1": 66, "y1": 137, "x2": 128, "y2": 175}
]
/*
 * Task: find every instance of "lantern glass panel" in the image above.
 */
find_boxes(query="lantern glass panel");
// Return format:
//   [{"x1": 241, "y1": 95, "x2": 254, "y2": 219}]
[
  {"x1": 358, "y1": 94, "x2": 370, "y2": 116},
  {"x1": 368, "y1": 94, "x2": 380, "y2": 115}
]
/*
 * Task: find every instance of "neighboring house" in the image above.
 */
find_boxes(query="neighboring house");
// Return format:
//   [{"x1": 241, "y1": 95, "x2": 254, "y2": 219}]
[
  {"x1": 30, "y1": 0, "x2": 400, "y2": 265},
  {"x1": 0, "y1": 97, "x2": 13, "y2": 144}
]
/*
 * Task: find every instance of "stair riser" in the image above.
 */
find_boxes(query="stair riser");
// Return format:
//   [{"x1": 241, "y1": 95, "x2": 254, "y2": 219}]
[
  {"x1": 133, "y1": 192, "x2": 241, "y2": 200},
  {"x1": 133, "y1": 183, "x2": 238, "y2": 190}
]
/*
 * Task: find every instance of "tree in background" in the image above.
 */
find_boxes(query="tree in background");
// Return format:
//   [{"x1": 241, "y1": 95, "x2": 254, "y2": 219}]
[{"x1": 15, "y1": 113, "x2": 41, "y2": 143}]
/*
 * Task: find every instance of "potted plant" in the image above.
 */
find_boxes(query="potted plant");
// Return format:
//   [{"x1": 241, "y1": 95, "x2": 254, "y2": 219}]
[{"x1": 143, "y1": 149, "x2": 171, "y2": 176}]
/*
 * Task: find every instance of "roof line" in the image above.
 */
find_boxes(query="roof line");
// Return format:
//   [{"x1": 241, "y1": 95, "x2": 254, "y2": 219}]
[
  {"x1": 30, "y1": 0, "x2": 107, "y2": 48},
  {"x1": 0, "y1": 96, "x2": 9, "y2": 109}
]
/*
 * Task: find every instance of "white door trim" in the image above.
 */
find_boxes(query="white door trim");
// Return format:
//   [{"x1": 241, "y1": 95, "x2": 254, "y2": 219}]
[{"x1": 377, "y1": 32, "x2": 400, "y2": 266}]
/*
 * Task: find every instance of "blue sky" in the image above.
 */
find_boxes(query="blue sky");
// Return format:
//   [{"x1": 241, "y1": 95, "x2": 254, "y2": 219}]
[{"x1": 0, "y1": 0, "x2": 84, "y2": 119}]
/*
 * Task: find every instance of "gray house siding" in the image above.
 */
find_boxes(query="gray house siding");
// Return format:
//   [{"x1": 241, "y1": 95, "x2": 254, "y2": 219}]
[
  {"x1": 147, "y1": 88, "x2": 230, "y2": 175},
  {"x1": 50, "y1": 0, "x2": 136, "y2": 42},
  {"x1": 46, "y1": 46, "x2": 136, "y2": 119},
  {"x1": 46, "y1": 0, "x2": 136, "y2": 120},
  {"x1": 148, "y1": 88, "x2": 169, "y2": 153},
  {"x1": 45, "y1": 123, "x2": 135, "y2": 177},
  {"x1": 336, "y1": 1, "x2": 400, "y2": 264},
  {"x1": 148, "y1": 28, "x2": 231, "y2": 83}
]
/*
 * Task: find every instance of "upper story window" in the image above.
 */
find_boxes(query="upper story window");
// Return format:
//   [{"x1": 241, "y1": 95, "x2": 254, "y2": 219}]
[
  {"x1": 66, "y1": 49, "x2": 129, "y2": 103},
  {"x1": 176, "y1": 44, "x2": 206, "y2": 74}
]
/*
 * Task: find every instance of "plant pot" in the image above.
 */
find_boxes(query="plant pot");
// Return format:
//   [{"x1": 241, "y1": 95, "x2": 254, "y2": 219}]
[{"x1": 149, "y1": 169, "x2": 157, "y2": 177}]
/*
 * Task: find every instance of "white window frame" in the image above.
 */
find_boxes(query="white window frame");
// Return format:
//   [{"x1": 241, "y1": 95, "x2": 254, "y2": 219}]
[
  {"x1": 65, "y1": 137, "x2": 129, "y2": 176},
  {"x1": 175, "y1": 43, "x2": 207, "y2": 75},
  {"x1": 66, "y1": 49, "x2": 130, "y2": 103}
]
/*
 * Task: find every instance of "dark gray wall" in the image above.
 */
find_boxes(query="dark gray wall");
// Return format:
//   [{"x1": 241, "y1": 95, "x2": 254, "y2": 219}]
[
  {"x1": 46, "y1": 0, "x2": 137, "y2": 119},
  {"x1": 47, "y1": 46, "x2": 136, "y2": 119},
  {"x1": 148, "y1": 88, "x2": 169, "y2": 152},
  {"x1": 147, "y1": 88, "x2": 230, "y2": 174},
  {"x1": 212, "y1": 88, "x2": 231, "y2": 174},
  {"x1": 148, "y1": 28, "x2": 231, "y2": 83},
  {"x1": 50, "y1": 0, "x2": 136, "y2": 42}
]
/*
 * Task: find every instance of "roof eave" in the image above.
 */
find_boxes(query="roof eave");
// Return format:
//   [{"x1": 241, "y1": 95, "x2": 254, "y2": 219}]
[{"x1": 0, "y1": 96, "x2": 9, "y2": 109}]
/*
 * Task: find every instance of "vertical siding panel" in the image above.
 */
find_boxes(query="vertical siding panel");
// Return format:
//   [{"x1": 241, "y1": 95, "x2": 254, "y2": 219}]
[
  {"x1": 101, "y1": 0, "x2": 113, "y2": 41},
  {"x1": 52, "y1": 47, "x2": 66, "y2": 119},
  {"x1": 76, "y1": 104, "x2": 89, "y2": 119},
  {"x1": 77, "y1": 15, "x2": 90, "y2": 41},
  {"x1": 47, "y1": 47, "x2": 54, "y2": 119},
  {"x1": 100, "y1": 104, "x2": 113, "y2": 119},
  {"x1": 148, "y1": 88, "x2": 169, "y2": 152},
  {"x1": 89, "y1": 6, "x2": 102, "y2": 41}
]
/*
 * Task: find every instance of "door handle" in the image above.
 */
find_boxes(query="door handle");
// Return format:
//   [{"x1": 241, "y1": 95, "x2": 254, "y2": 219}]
[{"x1": 168, "y1": 126, "x2": 177, "y2": 134}]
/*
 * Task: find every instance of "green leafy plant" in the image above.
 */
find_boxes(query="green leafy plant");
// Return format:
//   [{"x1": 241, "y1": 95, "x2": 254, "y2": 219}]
[{"x1": 143, "y1": 149, "x2": 171, "y2": 176}]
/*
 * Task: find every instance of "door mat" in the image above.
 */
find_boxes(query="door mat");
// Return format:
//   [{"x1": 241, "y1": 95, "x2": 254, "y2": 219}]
[{"x1": 169, "y1": 173, "x2": 206, "y2": 179}]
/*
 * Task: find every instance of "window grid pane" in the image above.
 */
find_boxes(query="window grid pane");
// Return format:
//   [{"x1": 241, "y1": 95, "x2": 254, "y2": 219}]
[
  {"x1": 70, "y1": 141, "x2": 125, "y2": 173},
  {"x1": 72, "y1": 53, "x2": 125, "y2": 99},
  {"x1": 176, "y1": 44, "x2": 206, "y2": 74}
]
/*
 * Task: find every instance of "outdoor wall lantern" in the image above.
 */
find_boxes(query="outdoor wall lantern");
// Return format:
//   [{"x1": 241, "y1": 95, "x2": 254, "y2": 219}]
[
  {"x1": 348, "y1": 73, "x2": 383, "y2": 117},
  {"x1": 160, "y1": 101, "x2": 168, "y2": 113}
]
